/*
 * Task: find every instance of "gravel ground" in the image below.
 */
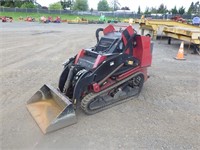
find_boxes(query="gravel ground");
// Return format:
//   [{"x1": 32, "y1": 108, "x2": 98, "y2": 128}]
[{"x1": 0, "y1": 22, "x2": 200, "y2": 150}]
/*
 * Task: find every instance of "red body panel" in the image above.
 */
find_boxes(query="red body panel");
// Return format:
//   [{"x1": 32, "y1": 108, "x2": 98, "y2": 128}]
[
  {"x1": 122, "y1": 26, "x2": 135, "y2": 55},
  {"x1": 75, "y1": 49, "x2": 85, "y2": 64},
  {"x1": 93, "y1": 55, "x2": 107, "y2": 68},
  {"x1": 133, "y1": 36, "x2": 152, "y2": 67},
  {"x1": 103, "y1": 24, "x2": 115, "y2": 35},
  {"x1": 122, "y1": 26, "x2": 134, "y2": 45}
]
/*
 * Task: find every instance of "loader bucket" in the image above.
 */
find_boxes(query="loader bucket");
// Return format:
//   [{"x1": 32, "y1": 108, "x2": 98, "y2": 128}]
[{"x1": 26, "y1": 84, "x2": 77, "y2": 134}]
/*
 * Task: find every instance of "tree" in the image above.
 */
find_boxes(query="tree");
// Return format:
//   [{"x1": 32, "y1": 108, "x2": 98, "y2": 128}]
[
  {"x1": 15, "y1": 1, "x2": 25, "y2": 8},
  {"x1": 20, "y1": 2, "x2": 36, "y2": 9},
  {"x1": 171, "y1": 6, "x2": 178, "y2": 14},
  {"x1": 157, "y1": 3, "x2": 167, "y2": 14},
  {"x1": 178, "y1": 6, "x2": 185, "y2": 15},
  {"x1": 144, "y1": 7, "x2": 150, "y2": 14},
  {"x1": 60, "y1": 0, "x2": 73, "y2": 10},
  {"x1": 90, "y1": 8, "x2": 93, "y2": 14},
  {"x1": 0, "y1": 0, "x2": 36, "y2": 8},
  {"x1": 137, "y1": 6, "x2": 141, "y2": 14},
  {"x1": 1, "y1": 1, "x2": 15, "y2": 7},
  {"x1": 121, "y1": 6, "x2": 130, "y2": 10},
  {"x1": 187, "y1": 2, "x2": 194, "y2": 15},
  {"x1": 49, "y1": 2, "x2": 62, "y2": 10},
  {"x1": 111, "y1": 0, "x2": 120, "y2": 11},
  {"x1": 193, "y1": 1, "x2": 200, "y2": 15},
  {"x1": 150, "y1": 7, "x2": 157, "y2": 14},
  {"x1": 73, "y1": 0, "x2": 88, "y2": 11},
  {"x1": 98, "y1": 0, "x2": 109, "y2": 11}
]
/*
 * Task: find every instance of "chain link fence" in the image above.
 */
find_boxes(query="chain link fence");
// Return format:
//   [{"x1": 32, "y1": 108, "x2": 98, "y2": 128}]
[{"x1": 0, "y1": 7, "x2": 197, "y2": 19}]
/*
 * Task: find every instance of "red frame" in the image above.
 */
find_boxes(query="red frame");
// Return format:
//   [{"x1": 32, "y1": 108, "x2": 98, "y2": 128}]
[{"x1": 75, "y1": 25, "x2": 152, "y2": 93}]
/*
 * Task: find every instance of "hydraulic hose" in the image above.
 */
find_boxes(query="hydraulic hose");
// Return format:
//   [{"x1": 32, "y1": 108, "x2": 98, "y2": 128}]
[{"x1": 95, "y1": 28, "x2": 104, "y2": 43}]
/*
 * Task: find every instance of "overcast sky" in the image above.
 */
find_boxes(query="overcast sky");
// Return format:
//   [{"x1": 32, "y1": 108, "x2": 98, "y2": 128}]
[{"x1": 37, "y1": 0, "x2": 195, "y2": 12}]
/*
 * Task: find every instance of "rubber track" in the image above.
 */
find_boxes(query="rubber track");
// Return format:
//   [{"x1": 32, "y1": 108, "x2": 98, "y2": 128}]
[{"x1": 81, "y1": 72, "x2": 143, "y2": 115}]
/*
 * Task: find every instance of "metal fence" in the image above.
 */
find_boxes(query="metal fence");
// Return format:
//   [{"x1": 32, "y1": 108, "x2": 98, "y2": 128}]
[{"x1": 0, "y1": 7, "x2": 197, "y2": 19}]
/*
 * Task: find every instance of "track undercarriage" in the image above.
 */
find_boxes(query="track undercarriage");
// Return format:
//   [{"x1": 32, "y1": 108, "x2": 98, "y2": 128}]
[{"x1": 81, "y1": 73, "x2": 144, "y2": 114}]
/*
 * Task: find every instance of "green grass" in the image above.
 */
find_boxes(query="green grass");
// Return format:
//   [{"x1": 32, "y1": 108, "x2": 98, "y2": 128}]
[{"x1": 0, "y1": 12, "x2": 120, "y2": 21}]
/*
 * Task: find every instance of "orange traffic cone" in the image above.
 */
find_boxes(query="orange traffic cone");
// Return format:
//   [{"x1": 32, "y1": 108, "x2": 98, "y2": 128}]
[{"x1": 174, "y1": 41, "x2": 186, "y2": 60}]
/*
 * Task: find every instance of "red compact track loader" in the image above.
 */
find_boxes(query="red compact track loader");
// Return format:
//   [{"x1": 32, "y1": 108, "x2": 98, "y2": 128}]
[{"x1": 27, "y1": 25, "x2": 153, "y2": 134}]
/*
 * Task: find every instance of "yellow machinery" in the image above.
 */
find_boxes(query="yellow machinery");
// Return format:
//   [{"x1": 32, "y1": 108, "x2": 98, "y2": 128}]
[
  {"x1": 67, "y1": 17, "x2": 88, "y2": 24},
  {"x1": 136, "y1": 19, "x2": 199, "y2": 39},
  {"x1": 163, "y1": 26, "x2": 200, "y2": 45},
  {"x1": 134, "y1": 18, "x2": 200, "y2": 54},
  {"x1": 163, "y1": 26, "x2": 200, "y2": 54}
]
